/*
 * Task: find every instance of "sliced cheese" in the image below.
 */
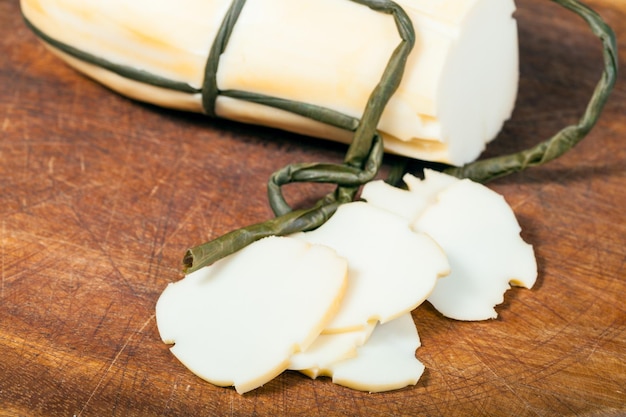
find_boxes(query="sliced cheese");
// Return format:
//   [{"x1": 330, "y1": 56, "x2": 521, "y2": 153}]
[
  {"x1": 404, "y1": 169, "x2": 461, "y2": 200},
  {"x1": 22, "y1": 0, "x2": 519, "y2": 165},
  {"x1": 414, "y1": 179, "x2": 537, "y2": 320},
  {"x1": 155, "y1": 236, "x2": 348, "y2": 394},
  {"x1": 360, "y1": 170, "x2": 458, "y2": 221},
  {"x1": 293, "y1": 201, "x2": 449, "y2": 333},
  {"x1": 319, "y1": 313, "x2": 424, "y2": 393},
  {"x1": 362, "y1": 170, "x2": 537, "y2": 321},
  {"x1": 289, "y1": 323, "x2": 376, "y2": 378},
  {"x1": 360, "y1": 179, "x2": 428, "y2": 221}
]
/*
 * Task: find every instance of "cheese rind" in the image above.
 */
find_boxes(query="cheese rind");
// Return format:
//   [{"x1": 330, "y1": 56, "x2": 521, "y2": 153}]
[{"x1": 155, "y1": 236, "x2": 348, "y2": 394}]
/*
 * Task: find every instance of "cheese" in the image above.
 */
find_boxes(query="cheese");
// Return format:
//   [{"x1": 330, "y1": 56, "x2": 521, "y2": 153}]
[
  {"x1": 21, "y1": 0, "x2": 519, "y2": 165},
  {"x1": 293, "y1": 201, "x2": 449, "y2": 332},
  {"x1": 414, "y1": 178, "x2": 537, "y2": 320},
  {"x1": 289, "y1": 323, "x2": 376, "y2": 378},
  {"x1": 317, "y1": 313, "x2": 425, "y2": 393},
  {"x1": 360, "y1": 170, "x2": 458, "y2": 221},
  {"x1": 362, "y1": 170, "x2": 537, "y2": 320},
  {"x1": 155, "y1": 236, "x2": 348, "y2": 394}
]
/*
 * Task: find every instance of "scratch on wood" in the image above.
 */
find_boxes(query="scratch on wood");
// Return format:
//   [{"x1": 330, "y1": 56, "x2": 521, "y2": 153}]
[
  {"x1": 102, "y1": 164, "x2": 130, "y2": 247},
  {"x1": 76, "y1": 314, "x2": 156, "y2": 417},
  {"x1": 2, "y1": 116, "x2": 10, "y2": 131},
  {"x1": 149, "y1": 184, "x2": 160, "y2": 198},
  {"x1": 162, "y1": 375, "x2": 180, "y2": 413},
  {"x1": 1, "y1": 220, "x2": 5, "y2": 300},
  {"x1": 48, "y1": 157, "x2": 55, "y2": 175}
]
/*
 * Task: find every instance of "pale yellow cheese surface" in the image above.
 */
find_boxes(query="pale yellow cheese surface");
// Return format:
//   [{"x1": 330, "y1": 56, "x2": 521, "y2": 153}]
[
  {"x1": 293, "y1": 201, "x2": 449, "y2": 332},
  {"x1": 155, "y1": 236, "x2": 348, "y2": 394},
  {"x1": 323, "y1": 314, "x2": 425, "y2": 393}
]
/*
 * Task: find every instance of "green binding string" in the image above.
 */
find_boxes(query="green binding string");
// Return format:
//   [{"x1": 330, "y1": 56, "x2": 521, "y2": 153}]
[
  {"x1": 21, "y1": 17, "x2": 199, "y2": 94},
  {"x1": 267, "y1": 0, "x2": 414, "y2": 216},
  {"x1": 201, "y1": 0, "x2": 247, "y2": 118},
  {"x1": 198, "y1": 0, "x2": 416, "y2": 219}
]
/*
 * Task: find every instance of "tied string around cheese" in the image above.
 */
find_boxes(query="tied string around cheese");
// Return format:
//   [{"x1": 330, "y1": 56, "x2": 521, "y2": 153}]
[
  {"x1": 184, "y1": 0, "x2": 415, "y2": 271},
  {"x1": 200, "y1": 0, "x2": 411, "y2": 216},
  {"x1": 21, "y1": 0, "x2": 618, "y2": 272}
]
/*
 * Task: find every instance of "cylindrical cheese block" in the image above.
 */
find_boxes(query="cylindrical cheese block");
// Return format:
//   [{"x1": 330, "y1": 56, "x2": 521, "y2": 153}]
[{"x1": 21, "y1": 0, "x2": 518, "y2": 166}]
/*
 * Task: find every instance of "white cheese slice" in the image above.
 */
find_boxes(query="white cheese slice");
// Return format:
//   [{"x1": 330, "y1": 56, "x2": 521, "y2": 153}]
[
  {"x1": 293, "y1": 201, "x2": 449, "y2": 333},
  {"x1": 320, "y1": 313, "x2": 425, "y2": 393},
  {"x1": 360, "y1": 170, "x2": 458, "y2": 221},
  {"x1": 404, "y1": 170, "x2": 461, "y2": 200},
  {"x1": 414, "y1": 179, "x2": 537, "y2": 320},
  {"x1": 360, "y1": 179, "x2": 428, "y2": 221},
  {"x1": 289, "y1": 323, "x2": 376, "y2": 378},
  {"x1": 155, "y1": 236, "x2": 348, "y2": 394}
]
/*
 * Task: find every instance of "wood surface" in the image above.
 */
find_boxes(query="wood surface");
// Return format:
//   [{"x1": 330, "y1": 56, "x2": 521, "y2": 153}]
[{"x1": 1, "y1": 0, "x2": 625, "y2": 415}]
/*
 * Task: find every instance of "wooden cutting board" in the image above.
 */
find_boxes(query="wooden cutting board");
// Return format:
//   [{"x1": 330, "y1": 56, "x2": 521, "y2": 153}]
[{"x1": 1, "y1": 0, "x2": 624, "y2": 415}]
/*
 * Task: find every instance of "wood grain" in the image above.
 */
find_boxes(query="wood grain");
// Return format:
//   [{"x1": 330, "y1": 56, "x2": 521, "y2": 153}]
[{"x1": 1, "y1": 0, "x2": 625, "y2": 415}]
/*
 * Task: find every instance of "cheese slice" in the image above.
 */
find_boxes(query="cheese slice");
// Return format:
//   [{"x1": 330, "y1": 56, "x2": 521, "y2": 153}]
[
  {"x1": 360, "y1": 170, "x2": 458, "y2": 221},
  {"x1": 414, "y1": 179, "x2": 537, "y2": 320},
  {"x1": 155, "y1": 236, "x2": 348, "y2": 394},
  {"x1": 289, "y1": 323, "x2": 376, "y2": 378},
  {"x1": 293, "y1": 201, "x2": 449, "y2": 333},
  {"x1": 320, "y1": 313, "x2": 425, "y2": 393}
]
